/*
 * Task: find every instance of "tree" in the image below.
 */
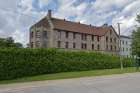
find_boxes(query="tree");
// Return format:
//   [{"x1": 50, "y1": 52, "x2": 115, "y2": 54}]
[
  {"x1": 136, "y1": 14, "x2": 140, "y2": 23},
  {"x1": 0, "y1": 37, "x2": 23, "y2": 48},
  {"x1": 14, "y1": 43, "x2": 23, "y2": 48},
  {"x1": 132, "y1": 15, "x2": 140, "y2": 57},
  {"x1": 6, "y1": 37, "x2": 14, "y2": 43}
]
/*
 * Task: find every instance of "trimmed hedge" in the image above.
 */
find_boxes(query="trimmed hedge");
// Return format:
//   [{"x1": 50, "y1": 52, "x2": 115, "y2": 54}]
[{"x1": 0, "y1": 48, "x2": 134, "y2": 80}]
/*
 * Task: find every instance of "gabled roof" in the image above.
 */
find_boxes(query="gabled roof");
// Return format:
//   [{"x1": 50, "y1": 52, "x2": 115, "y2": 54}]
[
  {"x1": 31, "y1": 16, "x2": 117, "y2": 36},
  {"x1": 51, "y1": 18, "x2": 110, "y2": 36},
  {"x1": 30, "y1": 17, "x2": 50, "y2": 29}
]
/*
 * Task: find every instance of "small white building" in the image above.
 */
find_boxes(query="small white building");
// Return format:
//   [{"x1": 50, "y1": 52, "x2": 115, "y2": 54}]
[{"x1": 120, "y1": 35, "x2": 132, "y2": 57}]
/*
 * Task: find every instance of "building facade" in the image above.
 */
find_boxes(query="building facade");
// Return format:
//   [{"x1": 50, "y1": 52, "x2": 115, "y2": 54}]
[
  {"x1": 120, "y1": 35, "x2": 132, "y2": 57},
  {"x1": 30, "y1": 10, "x2": 119, "y2": 55}
]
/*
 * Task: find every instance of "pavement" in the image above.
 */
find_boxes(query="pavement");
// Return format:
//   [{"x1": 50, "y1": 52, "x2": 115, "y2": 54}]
[{"x1": 0, "y1": 73, "x2": 140, "y2": 93}]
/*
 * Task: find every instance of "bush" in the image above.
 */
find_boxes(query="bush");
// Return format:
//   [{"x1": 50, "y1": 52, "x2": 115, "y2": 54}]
[{"x1": 0, "y1": 48, "x2": 134, "y2": 80}]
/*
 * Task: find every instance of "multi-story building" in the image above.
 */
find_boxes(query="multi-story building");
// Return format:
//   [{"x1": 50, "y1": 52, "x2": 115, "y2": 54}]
[
  {"x1": 120, "y1": 35, "x2": 132, "y2": 57},
  {"x1": 30, "y1": 10, "x2": 119, "y2": 55}
]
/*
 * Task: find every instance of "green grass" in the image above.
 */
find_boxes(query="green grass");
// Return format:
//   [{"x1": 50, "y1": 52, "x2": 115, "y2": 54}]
[{"x1": 0, "y1": 67, "x2": 139, "y2": 84}]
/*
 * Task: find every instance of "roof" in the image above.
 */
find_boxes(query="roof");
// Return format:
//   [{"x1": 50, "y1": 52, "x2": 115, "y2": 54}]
[
  {"x1": 120, "y1": 35, "x2": 131, "y2": 39},
  {"x1": 51, "y1": 18, "x2": 110, "y2": 36},
  {"x1": 31, "y1": 17, "x2": 50, "y2": 29},
  {"x1": 31, "y1": 16, "x2": 117, "y2": 36}
]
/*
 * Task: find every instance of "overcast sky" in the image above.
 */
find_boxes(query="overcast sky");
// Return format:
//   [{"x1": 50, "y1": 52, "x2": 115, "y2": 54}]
[{"x1": 0, "y1": 0, "x2": 140, "y2": 46}]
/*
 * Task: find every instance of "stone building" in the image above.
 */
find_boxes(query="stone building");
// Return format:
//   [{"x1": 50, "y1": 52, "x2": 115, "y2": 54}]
[
  {"x1": 120, "y1": 35, "x2": 132, "y2": 57},
  {"x1": 30, "y1": 10, "x2": 119, "y2": 55}
]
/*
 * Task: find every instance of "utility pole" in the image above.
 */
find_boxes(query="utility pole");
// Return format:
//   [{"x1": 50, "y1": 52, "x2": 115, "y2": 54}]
[{"x1": 117, "y1": 23, "x2": 123, "y2": 70}]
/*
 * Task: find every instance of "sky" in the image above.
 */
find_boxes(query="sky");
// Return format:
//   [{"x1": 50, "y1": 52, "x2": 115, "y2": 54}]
[{"x1": 0, "y1": 0, "x2": 140, "y2": 46}]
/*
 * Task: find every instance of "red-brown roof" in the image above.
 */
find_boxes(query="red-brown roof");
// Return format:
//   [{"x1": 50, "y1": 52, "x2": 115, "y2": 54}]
[
  {"x1": 31, "y1": 17, "x2": 50, "y2": 28},
  {"x1": 51, "y1": 18, "x2": 110, "y2": 36},
  {"x1": 31, "y1": 16, "x2": 115, "y2": 36}
]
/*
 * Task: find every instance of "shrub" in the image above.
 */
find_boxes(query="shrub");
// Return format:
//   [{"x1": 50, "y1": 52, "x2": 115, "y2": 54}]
[{"x1": 0, "y1": 48, "x2": 134, "y2": 80}]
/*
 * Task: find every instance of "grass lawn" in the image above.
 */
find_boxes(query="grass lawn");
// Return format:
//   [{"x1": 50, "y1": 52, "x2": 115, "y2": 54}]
[{"x1": 0, "y1": 67, "x2": 139, "y2": 84}]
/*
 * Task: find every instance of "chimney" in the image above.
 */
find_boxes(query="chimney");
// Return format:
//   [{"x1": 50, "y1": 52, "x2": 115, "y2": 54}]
[
  {"x1": 47, "y1": 10, "x2": 52, "y2": 18},
  {"x1": 102, "y1": 23, "x2": 108, "y2": 27}
]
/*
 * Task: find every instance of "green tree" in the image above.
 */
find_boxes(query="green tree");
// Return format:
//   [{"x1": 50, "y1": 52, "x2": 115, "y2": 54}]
[
  {"x1": 0, "y1": 37, "x2": 23, "y2": 48},
  {"x1": 132, "y1": 15, "x2": 140, "y2": 57}
]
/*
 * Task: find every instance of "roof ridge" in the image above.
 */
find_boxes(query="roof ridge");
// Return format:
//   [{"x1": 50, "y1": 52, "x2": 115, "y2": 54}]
[{"x1": 51, "y1": 17, "x2": 103, "y2": 29}]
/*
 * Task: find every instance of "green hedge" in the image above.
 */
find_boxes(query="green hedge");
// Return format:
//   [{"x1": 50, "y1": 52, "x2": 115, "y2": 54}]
[{"x1": 0, "y1": 48, "x2": 134, "y2": 80}]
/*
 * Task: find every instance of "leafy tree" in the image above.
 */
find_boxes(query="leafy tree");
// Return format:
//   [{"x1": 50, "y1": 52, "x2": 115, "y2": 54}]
[
  {"x1": 0, "y1": 37, "x2": 23, "y2": 48},
  {"x1": 132, "y1": 15, "x2": 140, "y2": 57},
  {"x1": 14, "y1": 43, "x2": 23, "y2": 48},
  {"x1": 136, "y1": 14, "x2": 140, "y2": 23}
]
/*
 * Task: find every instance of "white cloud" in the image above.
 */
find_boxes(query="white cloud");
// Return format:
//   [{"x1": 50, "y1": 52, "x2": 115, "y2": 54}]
[
  {"x1": 39, "y1": 0, "x2": 51, "y2": 7},
  {"x1": 18, "y1": 0, "x2": 33, "y2": 13},
  {"x1": 112, "y1": 0, "x2": 140, "y2": 35},
  {"x1": 12, "y1": 29, "x2": 28, "y2": 44},
  {"x1": 0, "y1": 0, "x2": 140, "y2": 46},
  {"x1": 92, "y1": 0, "x2": 133, "y2": 13},
  {"x1": 54, "y1": 0, "x2": 88, "y2": 19},
  {"x1": 0, "y1": 0, "x2": 35, "y2": 46},
  {"x1": 0, "y1": 0, "x2": 18, "y2": 11}
]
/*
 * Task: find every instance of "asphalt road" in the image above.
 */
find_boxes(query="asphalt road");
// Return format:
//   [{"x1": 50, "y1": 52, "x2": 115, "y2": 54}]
[{"x1": 0, "y1": 73, "x2": 140, "y2": 93}]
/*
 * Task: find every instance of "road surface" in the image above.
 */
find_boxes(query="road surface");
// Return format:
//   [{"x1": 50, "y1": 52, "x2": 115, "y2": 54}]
[{"x1": 0, "y1": 73, "x2": 140, "y2": 93}]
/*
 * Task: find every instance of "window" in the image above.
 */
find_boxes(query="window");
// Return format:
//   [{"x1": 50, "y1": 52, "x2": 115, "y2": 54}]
[
  {"x1": 43, "y1": 31, "x2": 47, "y2": 38},
  {"x1": 114, "y1": 38, "x2": 116, "y2": 43},
  {"x1": 57, "y1": 41, "x2": 61, "y2": 48},
  {"x1": 31, "y1": 42, "x2": 33, "y2": 48},
  {"x1": 126, "y1": 48, "x2": 128, "y2": 51},
  {"x1": 110, "y1": 30, "x2": 112, "y2": 35},
  {"x1": 97, "y1": 36, "x2": 100, "y2": 42},
  {"x1": 81, "y1": 43, "x2": 87, "y2": 49},
  {"x1": 73, "y1": 33, "x2": 76, "y2": 39},
  {"x1": 106, "y1": 45, "x2": 108, "y2": 50},
  {"x1": 92, "y1": 44, "x2": 94, "y2": 50},
  {"x1": 73, "y1": 42, "x2": 76, "y2": 48},
  {"x1": 123, "y1": 47, "x2": 124, "y2": 51},
  {"x1": 110, "y1": 38, "x2": 112, "y2": 42},
  {"x1": 114, "y1": 46, "x2": 116, "y2": 51},
  {"x1": 66, "y1": 32, "x2": 69, "y2": 38},
  {"x1": 126, "y1": 41, "x2": 128, "y2": 45},
  {"x1": 110, "y1": 45, "x2": 113, "y2": 51},
  {"x1": 58, "y1": 30, "x2": 61, "y2": 39},
  {"x1": 82, "y1": 34, "x2": 87, "y2": 40},
  {"x1": 31, "y1": 32, "x2": 33, "y2": 38},
  {"x1": 106, "y1": 36, "x2": 108, "y2": 42},
  {"x1": 97, "y1": 44, "x2": 100, "y2": 50},
  {"x1": 85, "y1": 44, "x2": 87, "y2": 49},
  {"x1": 65, "y1": 42, "x2": 69, "y2": 48},
  {"x1": 36, "y1": 41, "x2": 40, "y2": 47},
  {"x1": 92, "y1": 35, "x2": 94, "y2": 41},
  {"x1": 122, "y1": 41, "x2": 124, "y2": 45},
  {"x1": 36, "y1": 31, "x2": 40, "y2": 38}
]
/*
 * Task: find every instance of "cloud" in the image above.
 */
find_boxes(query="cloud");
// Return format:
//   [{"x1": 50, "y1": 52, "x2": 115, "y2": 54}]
[
  {"x1": 0, "y1": 0, "x2": 140, "y2": 47},
  {"x1": 12, "y1": 29, "x2": 28, "y2": 44},
  {"x1": 0, "y1": 0, "x2": 18, "y2": 11},
  {"x1": 54, "y1": 0, "x2": 88, "y2": 19},
  {"x1": 39, "y1": 0, "x2": 51, "y2": 6},
  {"x1": 92, "y1": 0, "x2": 133, "y2": 13},
  {"x1": 112, "y1": 0, "x2": 140, "y2": 35},
  {"x1": 0, "y1": 0, "x2": 45, "y2": 46}
]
